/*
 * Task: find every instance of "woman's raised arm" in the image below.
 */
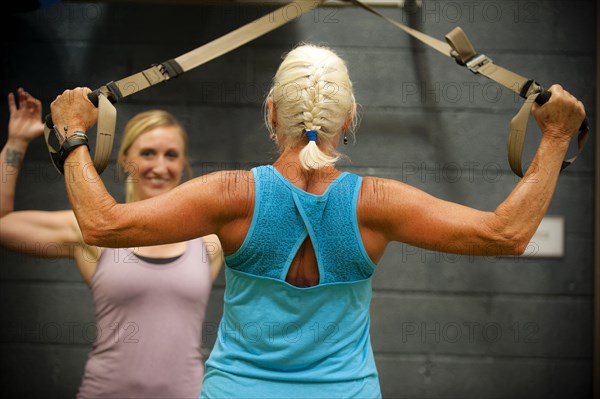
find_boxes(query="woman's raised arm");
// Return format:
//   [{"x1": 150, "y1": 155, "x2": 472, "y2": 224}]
[{"x1": 358, "y1": 84, "x2": 586, "y2": 260}]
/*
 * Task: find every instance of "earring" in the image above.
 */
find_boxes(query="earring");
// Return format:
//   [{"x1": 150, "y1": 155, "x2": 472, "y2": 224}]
[{"x1": 343, "y1": 133, "x2": 348, "y2": 145}]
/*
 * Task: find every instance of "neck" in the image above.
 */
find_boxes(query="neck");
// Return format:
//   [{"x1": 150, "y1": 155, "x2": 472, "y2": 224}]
[{"x1": 273, "y1": 146, "x2": 341, "y2": 192}]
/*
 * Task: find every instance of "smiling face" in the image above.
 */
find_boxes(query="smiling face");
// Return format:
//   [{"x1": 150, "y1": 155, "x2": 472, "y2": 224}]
[{"x1": 121, "y1": 126, "x2": 187, "y2": 201}]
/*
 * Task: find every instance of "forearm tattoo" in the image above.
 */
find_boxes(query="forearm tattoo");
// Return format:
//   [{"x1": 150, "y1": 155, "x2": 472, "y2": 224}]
[{"x1": 6, "y1": 148, "x2": 23, "y2": 168}]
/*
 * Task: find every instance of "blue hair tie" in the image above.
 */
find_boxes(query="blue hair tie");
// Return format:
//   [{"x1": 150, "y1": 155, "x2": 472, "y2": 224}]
[{"x1": 306, "y1": 130, "x2": 317, "y2": 142}]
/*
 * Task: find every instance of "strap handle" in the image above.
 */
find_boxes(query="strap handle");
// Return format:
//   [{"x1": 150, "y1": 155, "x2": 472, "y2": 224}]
[
  {"x1": 44, "y1": 92, "x2": 116, "y2": 175},
  {"x1": 445, "y1": 28, "x2": 589, "y2": 176},
  {"x1": 508, "y1": 84, "x2": 590, "y2": 177}
]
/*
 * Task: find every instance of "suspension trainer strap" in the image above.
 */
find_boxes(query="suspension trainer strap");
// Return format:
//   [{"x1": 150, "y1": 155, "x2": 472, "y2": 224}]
[
  {"x1": 46, "y1": 0, "x2": 588, "y2": 177},
  {"x1": 348, "y1": 0, "x2": 589, "y2": 177},
  {"x1": 45, "y1": 0, "x2": 324, "y2": 174},
  {"x1": 109, "y1": 0, "x2": 324, "y2": 100},
  {"x1": 44, "y1": 92, "x2": 117, "y2": 175}
]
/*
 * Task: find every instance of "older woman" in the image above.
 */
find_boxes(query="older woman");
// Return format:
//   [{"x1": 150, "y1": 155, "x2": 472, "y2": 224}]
[
  {"x1": 48, "y1": 44, "x2": 585, "y2": 398},
  {"x1": 0, "y1": 89, "x2": 223, "y2": 398}
]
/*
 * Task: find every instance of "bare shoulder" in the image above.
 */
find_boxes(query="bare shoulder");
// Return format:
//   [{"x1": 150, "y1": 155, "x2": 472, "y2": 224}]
[
  {"x1": 358, "y1": 176, "x2": 424, "y2": 228},
  {"x1": 360, "y1": 175, "x2": 425, "y2": 199},
  {"x1": 359, "y1": 176, "x2": 405, "y2": 204},
  {"x1": 190, "y1": 170, "x2": 256, "y2": 253},
  {"x1": 204, "y1": 169, "x2": 255, "y2": 218},
  {"x1": 173, "y1": 170, "x2": 256, "y2": 237}
]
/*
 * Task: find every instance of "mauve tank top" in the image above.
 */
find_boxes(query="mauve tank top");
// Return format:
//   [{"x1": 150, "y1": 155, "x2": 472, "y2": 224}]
[{"x1": 77, "y1": 238, "x2": 211, "y2": 399}]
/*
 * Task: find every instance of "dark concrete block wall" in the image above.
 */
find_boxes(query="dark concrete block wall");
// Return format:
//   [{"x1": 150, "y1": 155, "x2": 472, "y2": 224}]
[{"x1": 0, "y1": 1, "x2": 595, "y2": 398}]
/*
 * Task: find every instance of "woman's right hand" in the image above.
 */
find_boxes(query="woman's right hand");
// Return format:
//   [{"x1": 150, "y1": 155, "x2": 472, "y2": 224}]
[{"x1": 7, "y1": 88, "x2": 44, "y2": 144}]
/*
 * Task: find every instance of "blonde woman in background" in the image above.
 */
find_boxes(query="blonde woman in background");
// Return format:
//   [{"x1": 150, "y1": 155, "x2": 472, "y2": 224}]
[{"x1": 0, "y1": 88, "x2": 223, "y2": 398}]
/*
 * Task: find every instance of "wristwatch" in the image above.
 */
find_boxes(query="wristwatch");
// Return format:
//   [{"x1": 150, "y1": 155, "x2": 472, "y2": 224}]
[{"x1": 50, "y1": 127, "x2": 89, "y2": 174}]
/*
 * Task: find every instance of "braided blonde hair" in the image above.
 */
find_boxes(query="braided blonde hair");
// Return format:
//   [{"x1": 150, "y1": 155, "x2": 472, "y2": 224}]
[{"x1": 265, "y1": 44, "x2": 357, "y2": 170}]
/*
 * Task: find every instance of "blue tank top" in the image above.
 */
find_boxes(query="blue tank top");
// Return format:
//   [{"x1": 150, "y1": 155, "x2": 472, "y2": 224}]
[{"x1": 202, "y1": 165, "x2": 381, "y2": 398}]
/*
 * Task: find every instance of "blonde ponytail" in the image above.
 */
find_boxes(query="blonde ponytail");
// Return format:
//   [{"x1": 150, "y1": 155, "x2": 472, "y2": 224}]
[
  {"x1": 265, "y1": 43, "x2": 357, "y2": 170},
  {"x1": 298, "y1": 129, "x2": 340, "y2": 169}
]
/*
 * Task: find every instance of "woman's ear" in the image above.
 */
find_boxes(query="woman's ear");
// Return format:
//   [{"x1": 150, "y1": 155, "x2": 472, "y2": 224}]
[{"x1": 267, "y1": 96, "x2": 277, "y2": 129}]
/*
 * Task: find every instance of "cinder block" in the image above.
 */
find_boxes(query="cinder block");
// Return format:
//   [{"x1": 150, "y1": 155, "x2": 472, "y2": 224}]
[
  {"x1": 376, "y1": 355, "x2": 592, "y2": 398},
  {"x1": 369, "y1": 292, "x2": 592, "y2": 358}
]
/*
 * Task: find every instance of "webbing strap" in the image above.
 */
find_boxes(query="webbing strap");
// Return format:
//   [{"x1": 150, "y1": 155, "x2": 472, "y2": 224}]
[
  {"x1": 47, "y1": 0, "x2": 588, "y2": 177},
  {"x1": 111, "y1": 0, "x2": 324, "y2": 100},
  {"x1": 94, "y1": 94, "x2": 117, "y2": 173},
  {"x1": 347, "y1": 0, "x2": 452, "y2": 57},
  {"x1": 447, "y1": 26, "x2": 589, "y2": 176},
  {"x1": 507, "y1": 92, "x2": 540, "y2": 177},
  {"x1": 349, "y1": 0, "x2": 531, "y2": 94},
  {"x1": 445, "y1": 27, "x2": 529, "y2": 95},
  {"x1": 349, "y1": 0, "x2": 589, "y2": 177},
  {"x1": 45, "y1": 0, "x2": 324, "y2": 174}
]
